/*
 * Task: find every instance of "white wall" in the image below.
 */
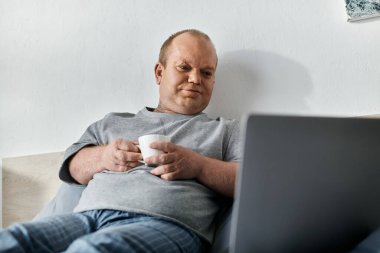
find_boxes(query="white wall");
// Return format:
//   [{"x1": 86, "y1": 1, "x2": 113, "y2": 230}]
[{"x1": 1, "y1": 0, "x2": 379, "y2": 158}]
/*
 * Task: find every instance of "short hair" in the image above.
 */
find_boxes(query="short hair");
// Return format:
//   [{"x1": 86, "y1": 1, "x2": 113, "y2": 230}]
[{"x1": 158, "y1": 29, "x2": 217, "y2": 66}]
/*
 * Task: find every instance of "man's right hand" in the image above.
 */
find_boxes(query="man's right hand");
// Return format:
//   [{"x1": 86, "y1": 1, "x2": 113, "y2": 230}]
[
  {"x1": 69, "y1": 139, "x2": 143, "y2": 185},
  {"x1": 101, "y1": 139, "x2": 143, "y2": 172}
]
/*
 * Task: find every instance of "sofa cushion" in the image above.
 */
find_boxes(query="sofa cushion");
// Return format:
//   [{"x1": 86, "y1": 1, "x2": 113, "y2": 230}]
[{"x1": 33, "y1": 183, "x2": 85, "y2": 221}]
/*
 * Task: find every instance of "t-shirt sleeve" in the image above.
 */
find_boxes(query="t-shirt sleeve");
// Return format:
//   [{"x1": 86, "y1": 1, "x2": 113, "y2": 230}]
[
  {"x1": 59, "y1": 119, "x2": 103, "y2": 184},
  {"x1": 223, "y1": 120, "x2": 242, "y2": 163}
]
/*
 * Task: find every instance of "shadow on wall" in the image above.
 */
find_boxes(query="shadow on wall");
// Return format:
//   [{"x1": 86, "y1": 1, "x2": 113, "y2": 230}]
[{"x1": 206, "y1": 50, "x2": 313, "y2": 120}]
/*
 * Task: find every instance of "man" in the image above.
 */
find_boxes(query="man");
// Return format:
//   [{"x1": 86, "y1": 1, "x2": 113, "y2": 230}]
[{"x1": 0, "y1": 29, "x2": 240, "y2": 253}]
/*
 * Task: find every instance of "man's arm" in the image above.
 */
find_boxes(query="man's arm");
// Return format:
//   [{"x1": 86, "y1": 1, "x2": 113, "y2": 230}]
[
  {"x1": 197, "y1": 158, "x2": 238, "y2": 198},
  {"x1": 69, "y1": 145, "x2": 105, "y2": 185},
  {"x1": 69, "y1": 139, "x2": 142, "y2": 185},
  {"x1": 147, "y1": 141, "x2": 238, "y2": 198}
]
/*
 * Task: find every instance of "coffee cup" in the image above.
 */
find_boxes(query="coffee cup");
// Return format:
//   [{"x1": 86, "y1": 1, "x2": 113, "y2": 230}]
[{"x1": 138, "y1": 134, "x2": 171, "y2": 164}]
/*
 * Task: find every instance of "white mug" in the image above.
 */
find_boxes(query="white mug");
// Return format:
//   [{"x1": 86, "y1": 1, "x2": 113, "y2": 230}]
[{"x1": 138, "y1": 134, "x2": 171, "y2": 164}]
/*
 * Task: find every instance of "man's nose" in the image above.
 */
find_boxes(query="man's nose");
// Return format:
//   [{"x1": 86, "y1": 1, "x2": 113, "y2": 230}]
[{"x1": 188, "y1": 70, "x2": 201, "y2": 84}]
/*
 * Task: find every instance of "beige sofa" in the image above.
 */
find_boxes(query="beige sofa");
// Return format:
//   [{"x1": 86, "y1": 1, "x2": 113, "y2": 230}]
[{"x1": 2, "y1": 152, "x2": 64, "y2": 227}]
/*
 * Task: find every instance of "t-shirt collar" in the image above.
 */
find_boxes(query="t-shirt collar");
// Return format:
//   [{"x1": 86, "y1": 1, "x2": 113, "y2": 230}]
[{"x1": 138, "y1": 107, "x2": 204, "y2": 120}]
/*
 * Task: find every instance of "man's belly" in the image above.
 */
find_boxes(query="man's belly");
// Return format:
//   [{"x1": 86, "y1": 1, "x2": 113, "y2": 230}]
[{"x1": 73, "y1": 167, "x2": 220, "y2": 240}]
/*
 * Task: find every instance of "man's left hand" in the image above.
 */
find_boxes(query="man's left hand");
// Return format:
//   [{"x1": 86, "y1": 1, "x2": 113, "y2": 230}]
[{"x1": 146, "y1": 141, "x2": 204, "y2": 180}]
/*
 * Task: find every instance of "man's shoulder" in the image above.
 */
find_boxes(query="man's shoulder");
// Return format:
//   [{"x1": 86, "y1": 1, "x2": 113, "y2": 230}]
[{"x1": 103, "y1": 112, "x2": 136, "y2": 120}]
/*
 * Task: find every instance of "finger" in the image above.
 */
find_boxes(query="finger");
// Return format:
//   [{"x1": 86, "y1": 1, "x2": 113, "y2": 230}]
[
  {"x1": 114, "y1": 150, "x2": 142, "y2": 162},
  {"x1": 149, "y1": 141, "x2": 175, "y2": 153},
  {"x1": 150, "y1": 164, "x2": 174, "y2": 176},
  {"x1": 114, "y1": 163, "x2": 142, "y2": 172},
  {"x1": 113, "y1": 150, "x2": 127, "y2": 163},
  {"x1": 129, "y1": 152, "x2": 143, "y2": 161},
  {"x1": 113, "y1": 164, "x2": 128, "y2": 172},
  {"x1": 133, "y1": 141, "x2": 141, "y2": 152},
  {"x1": 160, "y1": 171, "x2": 179, "y2": 181},
  {"x1": 114, "y1": 159, "x2": 143, "y2": 169},
  {"x1": 114, "y1": 158, "x2": 128, "y2": 166},
  {"x1": 117, "y1": 140, "x2": 140, "y2": 152},
  {"x1": 128, "y1": 161, "x2": 144, "y2": 168},
  {"x1": 125, "y1": 165, "x2": 136, "y2": 171},
  {"x1": 145, "y1": 153, "x2": 175, "y2": 165}
]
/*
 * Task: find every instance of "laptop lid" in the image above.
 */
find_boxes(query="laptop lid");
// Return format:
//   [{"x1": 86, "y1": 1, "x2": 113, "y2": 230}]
[{"x1": 230, "y1": 114, "x2": 380, "y2": 253}]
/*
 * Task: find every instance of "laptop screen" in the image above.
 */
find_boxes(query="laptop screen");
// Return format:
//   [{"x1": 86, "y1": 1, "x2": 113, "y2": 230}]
[{"x1": 230, "y1": 114, "x2": 380, "y2": 253}]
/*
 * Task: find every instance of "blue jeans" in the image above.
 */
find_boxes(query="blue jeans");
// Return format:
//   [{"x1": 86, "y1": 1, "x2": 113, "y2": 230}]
[{"x1": 0, "y1": 210, "x2": 205, "y2": 253}]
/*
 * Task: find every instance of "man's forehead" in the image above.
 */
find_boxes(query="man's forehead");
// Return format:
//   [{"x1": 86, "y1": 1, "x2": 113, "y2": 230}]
[
  {"x1": 167, "y1": 35, "x2": 217, "y2": 67},
  {"x1": 174, "y1": 57, "x2": 216, "y2": 70}
]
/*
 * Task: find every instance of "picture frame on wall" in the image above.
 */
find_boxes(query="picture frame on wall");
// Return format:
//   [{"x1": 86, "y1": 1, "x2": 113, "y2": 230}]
[{"x1": 345, "y1": 0, "x2": 380, "y2": 21}]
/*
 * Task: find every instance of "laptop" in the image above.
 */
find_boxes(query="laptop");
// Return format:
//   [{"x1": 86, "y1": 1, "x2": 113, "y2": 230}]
[{"x1": 230, "y1": 114, "x2": 380, "y2": 253}]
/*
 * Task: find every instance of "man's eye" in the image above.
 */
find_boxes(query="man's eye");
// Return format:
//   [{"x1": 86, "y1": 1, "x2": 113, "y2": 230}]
[
  {"x1": 202, "y1": 71, "x2": 213, "y2": 77},
  {"x1": 178, "y1": 65, "x2": 191, "y2": 71}
]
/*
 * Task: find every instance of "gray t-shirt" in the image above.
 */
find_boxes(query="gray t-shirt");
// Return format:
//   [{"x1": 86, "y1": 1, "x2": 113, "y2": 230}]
[{"x1": 59, "y1": 107, "x2": 241, "y2": 243}]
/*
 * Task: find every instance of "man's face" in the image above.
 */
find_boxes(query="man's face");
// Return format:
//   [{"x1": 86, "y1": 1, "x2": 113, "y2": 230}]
[{"x1": 154, "y1": 33, "x2": 217, "y2": 115}]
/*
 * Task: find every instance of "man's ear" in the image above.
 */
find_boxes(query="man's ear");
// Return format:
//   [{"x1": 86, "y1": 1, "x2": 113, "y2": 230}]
[{"x1": 154, "y1": 63, "x2": 164, "y2": 85}]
